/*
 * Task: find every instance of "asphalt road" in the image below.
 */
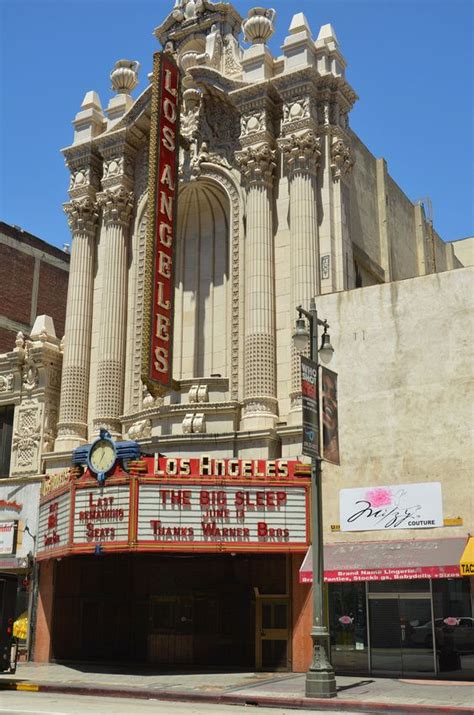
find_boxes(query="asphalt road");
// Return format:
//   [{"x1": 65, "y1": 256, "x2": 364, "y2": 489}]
[{"x1": 0, "y1": 691, "x2": 359, "y2": 715}]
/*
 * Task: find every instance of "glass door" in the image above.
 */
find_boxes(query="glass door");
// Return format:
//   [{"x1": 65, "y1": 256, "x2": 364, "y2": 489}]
[{"x1": 369, "y1": 593, "x2": 435, "y2": 676}]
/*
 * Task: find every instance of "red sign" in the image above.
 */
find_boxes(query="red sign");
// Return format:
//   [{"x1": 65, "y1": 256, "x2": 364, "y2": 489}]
[
  {"x1": 144, "y1": 52, "x2": 181, "y2": 395},
  {"x1": 299, "y1": 565, "x2": 462, "y2": 583}
]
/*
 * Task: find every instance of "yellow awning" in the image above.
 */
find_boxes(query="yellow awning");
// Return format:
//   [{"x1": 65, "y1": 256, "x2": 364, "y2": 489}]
[{"x1": 460, "y1": 537, "x2": 474, "y2": 576}]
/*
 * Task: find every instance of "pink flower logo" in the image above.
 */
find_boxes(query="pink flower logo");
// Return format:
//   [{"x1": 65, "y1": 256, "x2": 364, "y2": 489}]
[
  {"x1": 365, "y1": 488, "x2": 393, "y2": 508},
  {"x1": 443, "y1": 617, "x2": 460, "y2": 627},
  {"x1": 338, "y1": 616, "x2": 354, "y2": 625}
]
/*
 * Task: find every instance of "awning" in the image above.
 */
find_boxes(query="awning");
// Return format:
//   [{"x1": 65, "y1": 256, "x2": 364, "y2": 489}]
[
  {"x1": 299, "y1": 537, "x2": 468, "y2": 583},
  {"x1": 460, "y1": 537, "x2": 474, "y2": 576}
]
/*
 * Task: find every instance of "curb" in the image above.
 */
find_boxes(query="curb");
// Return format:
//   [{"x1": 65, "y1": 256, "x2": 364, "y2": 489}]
[{"x1": 1, "y1": 681, "x2": 473, "y2": 715}]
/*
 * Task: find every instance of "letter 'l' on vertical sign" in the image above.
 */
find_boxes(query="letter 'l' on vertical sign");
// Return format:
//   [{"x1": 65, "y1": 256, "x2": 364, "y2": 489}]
[{"x1": 142, "y1": 52, "x2": 181, "y2": 397}]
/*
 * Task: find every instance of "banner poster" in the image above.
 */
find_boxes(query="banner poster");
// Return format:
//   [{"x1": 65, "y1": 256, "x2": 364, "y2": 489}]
[
  {"x1": 142, "y1": 51, "x2": 181, "y2": 397},
  {"x1": 322, "y1": 367, "x2": 340, "y2": 465},
  {"x1": 301, "y1": 356, "x2": 319, "y2": 459}
]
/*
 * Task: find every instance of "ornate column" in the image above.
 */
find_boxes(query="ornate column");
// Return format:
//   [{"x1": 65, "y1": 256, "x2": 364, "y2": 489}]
[
  {"x1": 279, "y1": 129, "x2": 321, "y2": 420},
  {"x1": 237, "y1": 141, "x2": 278, "y2": 429},
  {"x1": 93, "y1": 185, "x2": 134, "y2": 437},
  {"x1": 56, "y1": 152, "x2": 101, "y2": 450}
]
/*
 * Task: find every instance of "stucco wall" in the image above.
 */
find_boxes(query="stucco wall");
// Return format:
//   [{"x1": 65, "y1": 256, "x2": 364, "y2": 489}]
[
  {"x1": 349, "y1": 135, "x2": 381, "y2": 268},
  {"x1": 314, "y1": 267, "x2": 473, "y2": 543}
]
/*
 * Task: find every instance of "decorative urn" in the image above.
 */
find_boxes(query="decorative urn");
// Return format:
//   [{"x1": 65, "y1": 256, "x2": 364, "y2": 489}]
[{"x1": 242, "y1": 7, "x2": 276, "y2": 45}]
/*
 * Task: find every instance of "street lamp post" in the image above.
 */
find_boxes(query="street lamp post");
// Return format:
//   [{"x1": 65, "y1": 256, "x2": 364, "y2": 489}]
[{"x1": 294, "y1": 297, "x2": 337, "y2": 699}]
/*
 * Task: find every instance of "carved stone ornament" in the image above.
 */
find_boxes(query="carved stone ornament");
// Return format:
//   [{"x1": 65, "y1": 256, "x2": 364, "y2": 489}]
[
  {"x1": 64, "y1": 197, "x2": 99, "y2": 235},
  {"x1": 110, "y1": 59, "x2": 140, "y2": 95},
  {"x1": 14, "y1": 331, "x2": 25, "y2": 352},
  {"x1": 173, "y1": 0, "x2": 204, "y2": 22},
  {"x1": 331, "y1": 136, "x2": 354, "y2": 181},
  {"x1": 12, "y1": 406, "x2": 41, "y2": 469},
  {"x1": 98, "y1": 187, "x2": 134, "y2": 227},
  {"x1": 43, "y1": 407, "x2": 58, "y2": 453},
  {"x1": 0, "y1": 374, "x2": 14, "y2": 393},
  {"x1": 22, "y1": 350, "x2": 39, "y2": 392},
  {"x1": 279, "y1": 131, "x2": 321, "y2": 175},
  {"x1": 241, "y1": 111, "x2": 266, "y2": 137},
  {"x1": 242, "y1": 7, "x2": 276, "y2": 45},
  {"x1": 236, "y1": 143, "x2": 276, "y2": 187},
  {"x1": 128, "y1": 419, "x2": 152, "y2": 440}
]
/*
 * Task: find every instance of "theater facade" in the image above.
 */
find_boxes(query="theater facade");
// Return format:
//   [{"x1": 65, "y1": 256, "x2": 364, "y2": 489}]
[{"x1": 2, "y1": 0, "x2": 472, "y2": 679}]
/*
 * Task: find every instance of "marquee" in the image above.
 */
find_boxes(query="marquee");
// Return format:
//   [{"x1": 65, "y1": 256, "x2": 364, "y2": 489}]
[{"x1": 37, "y1": 458, "x2": 311, "y2": 558}]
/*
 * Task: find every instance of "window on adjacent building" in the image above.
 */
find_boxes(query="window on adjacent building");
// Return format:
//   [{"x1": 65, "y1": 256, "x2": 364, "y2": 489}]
[{"x1": 0, "y1": 405, "x2": 14, "y2": 476}]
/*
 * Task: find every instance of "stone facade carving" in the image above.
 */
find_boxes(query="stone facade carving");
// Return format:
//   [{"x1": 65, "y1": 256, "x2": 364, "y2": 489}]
[
  {"x1": 242, "y1": 7, "x2": 276, "y2": 45},
  {"x1": 64, "y1": 197, "x2": 99, "y2": 236},
  {"x1": 110, "y1": 60, "x2": 140, "y2": 95},
  {"x1": 98, "y1": 187, "x2": 134, "y2": 226},
  {"x1": 128, "y1": 419, "x2": 152, "y2": 440},
  {"x1": 182, "y1": 412, "x2": 206, "y2": 434},
  {"x1": 279, "y1": 130, "x2": 321, "y2": 175},
  {"x1": 173, "y1": 0, "x2": 204, "y2": 22},
  {"x1": 236, "y1": 143, "x2": 276, "y2": 187},
  {"x1": 0, "y1": 374, "x2": 14, "y2": 393},
  {"x1": 12, "y1": 404, "x2": 42, "y2": 471},
  {"x1": 330, "y1": 136, "x2": 354, "y2": 181}
]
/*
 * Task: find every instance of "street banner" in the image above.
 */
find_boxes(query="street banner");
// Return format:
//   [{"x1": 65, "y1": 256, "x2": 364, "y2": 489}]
[
  {"x1": 142, "y1": 51, "x2": 181, "y2": 397},
  {"x1": 301, "y1": 356, "x2": 319, "y2": 459},
  {"x1": 322, "y1": 367, "x2": 340, "y2": 464}
]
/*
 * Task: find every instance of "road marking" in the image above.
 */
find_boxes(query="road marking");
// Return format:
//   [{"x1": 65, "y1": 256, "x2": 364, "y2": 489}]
[{"x1": 15, "y1": 684, "x2": 40, "y2": 692}]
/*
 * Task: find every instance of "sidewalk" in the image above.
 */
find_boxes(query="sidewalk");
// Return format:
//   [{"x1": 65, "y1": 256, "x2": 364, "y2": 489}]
[{"x1": 1, "y1": 663, "x2": 473, "y2": 714}]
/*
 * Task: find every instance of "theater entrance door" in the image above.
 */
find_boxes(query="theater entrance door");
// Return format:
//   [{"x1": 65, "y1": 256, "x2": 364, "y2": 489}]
[{"x1": 255, "y1": 588, "x2": 290, "y2": 671}]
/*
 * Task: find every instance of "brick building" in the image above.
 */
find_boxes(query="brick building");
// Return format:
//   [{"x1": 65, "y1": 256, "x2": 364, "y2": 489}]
[{"x1": 0, "y1": 221, "x2": 70, "y2": 354}]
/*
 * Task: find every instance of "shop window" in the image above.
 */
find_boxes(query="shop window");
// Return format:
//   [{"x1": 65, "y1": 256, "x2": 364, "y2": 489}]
[
  {"x1": 0, "y1": 405, "x2": 14, "y2": 477},
  {"x1": 368, "y1": 579, "x2": 430, "y2": 593},
  {"x1": 329, "y1": 582, "x2": 369, "y2": 674},
  {"x1": 432, "y1": 579, "x2": 474, "y2": 679}
]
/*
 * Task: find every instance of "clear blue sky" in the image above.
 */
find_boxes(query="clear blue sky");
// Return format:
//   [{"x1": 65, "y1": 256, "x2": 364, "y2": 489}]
[{"x1": 0, "y1": 0, "x2": 472, "y2": 249}]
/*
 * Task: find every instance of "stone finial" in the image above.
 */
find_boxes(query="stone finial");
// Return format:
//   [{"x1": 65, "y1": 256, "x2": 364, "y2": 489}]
[
  {"x1": 110, "y1": 60, "x2": 140, "y2": 95},
  {"x1": 14, "y1": 331, "x2": 25, "y2": 352},
  {"x1": 30, "y1": 315, "x2": 57, "y2": 342},
  {"x1": 242, "y1": 7, "x2": 276, "y2": 45},
  {"x1": 289, "y1": 12, "x2": 311, "y2": 37},
  {"x1": 73, "y1": 91, "x2": 105, "y2": 144},
  {"x1": 316, "y1": 23, "x2": 340, "y2": 49}
]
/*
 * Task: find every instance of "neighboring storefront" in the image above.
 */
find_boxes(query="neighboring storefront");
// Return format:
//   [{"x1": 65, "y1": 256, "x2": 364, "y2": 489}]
[
  {"x1": 35, "y1": 457, "x2": 311, "y2": 670},
  {"x1": 300, "y1": 480, "x2": 474, "y2": 679},
  {"x1": 0, "y1": 478, "x2": 41, "y2": 654}
]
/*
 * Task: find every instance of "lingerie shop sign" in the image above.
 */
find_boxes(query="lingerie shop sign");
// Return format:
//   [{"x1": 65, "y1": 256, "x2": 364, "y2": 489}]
[
  {"x1": 340, "y1": 482, "x2": 443, "y2": 532},
  {"x1": 137, "y1": 484, "x2": 308, "y2": 546}
]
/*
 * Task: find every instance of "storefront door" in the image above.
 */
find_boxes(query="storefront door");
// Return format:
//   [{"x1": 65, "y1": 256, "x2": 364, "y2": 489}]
[{"x1": 369, "y1": 593, "x2": 436, "y2": 676}]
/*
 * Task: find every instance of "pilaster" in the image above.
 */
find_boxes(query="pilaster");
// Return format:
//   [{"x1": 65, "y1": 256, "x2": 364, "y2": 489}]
[
  {"x1": 93, "y1": 134, "x2": 136, "y2": 437},
  {"x1": 10, "y1": 318, "x2": 62, "y2": 477},
  {"x1": 55, "y1": 142, "x2": 102, "y2": 450},
  {"x1": 234, "y1": 87, "x2": 279, "y2": 430},
  {"x1": 279, "y1": 128, "x2": 321, "y2": 422}
]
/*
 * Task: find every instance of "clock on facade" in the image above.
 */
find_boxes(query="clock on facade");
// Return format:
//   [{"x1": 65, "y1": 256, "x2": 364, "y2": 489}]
[
  {"x1": 87, "y1": 429, "x2": 117, "y2": 484},
  {"x1": 72, "y1": 429, "x2": 141, "y2": 485}
]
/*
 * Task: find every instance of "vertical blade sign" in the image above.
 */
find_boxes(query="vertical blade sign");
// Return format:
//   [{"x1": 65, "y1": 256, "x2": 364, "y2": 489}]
[{"x1": 143, "y1": 52, "x2": 181, "y2": 397}]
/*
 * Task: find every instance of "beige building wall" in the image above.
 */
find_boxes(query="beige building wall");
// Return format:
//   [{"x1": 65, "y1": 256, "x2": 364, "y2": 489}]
[
  {"x1": 450, "y1": 236, "x2": 474, "y2": 268},
  {"x1": 303, "y1": 266, "x2": 474, "y2": 544}
]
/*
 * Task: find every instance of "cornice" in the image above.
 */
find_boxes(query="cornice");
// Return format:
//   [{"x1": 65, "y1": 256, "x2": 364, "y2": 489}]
[{"x1": 121, "y1": 401, "x2": 242, "y2": 424}]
